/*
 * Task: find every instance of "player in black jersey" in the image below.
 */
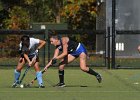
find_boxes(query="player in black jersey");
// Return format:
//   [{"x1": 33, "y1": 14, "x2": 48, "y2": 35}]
[{"x1": 44, "y1": 34, "x2": 102, "y2": 87}]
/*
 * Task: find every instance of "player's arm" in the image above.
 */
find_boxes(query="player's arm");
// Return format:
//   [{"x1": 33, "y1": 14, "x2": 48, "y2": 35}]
[
  {"x1": 138, "y1": 45, "x2": 140, "y2": 52},
  {"x1": 55, "y1": 38, "x2": 68, "y2": 60},
  {"x1": 23, "y1": 53, "x2": 32, "y2": 66},
  {"x1": 36, "y1": 39, "x2": 46, "y2": 50},
  {"x1": 44, "y1": 48, "x2": 59, "y2": 70},
  {"x1": 21, "y1": 45, "x2": 32, "y2": 66}
]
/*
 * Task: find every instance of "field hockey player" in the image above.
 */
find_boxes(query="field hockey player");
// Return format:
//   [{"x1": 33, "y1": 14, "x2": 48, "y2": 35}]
[{"x1": 12, "y1": 35, "x2": 46, "y2": 88}]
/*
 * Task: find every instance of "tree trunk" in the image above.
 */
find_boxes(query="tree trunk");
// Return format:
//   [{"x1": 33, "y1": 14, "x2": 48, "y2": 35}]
[{"x1": 56, "y1": 14, "x2": 61, "y2": 23}]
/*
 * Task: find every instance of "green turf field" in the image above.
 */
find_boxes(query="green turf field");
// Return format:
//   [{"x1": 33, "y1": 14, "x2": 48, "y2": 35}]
[{"x1": 0, "y1": 68, "x2": 140, "y2": 100}]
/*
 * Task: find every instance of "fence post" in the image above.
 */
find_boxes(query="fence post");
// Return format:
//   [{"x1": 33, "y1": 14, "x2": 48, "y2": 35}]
[
  {"x1": 48, "y1": 31, "x2": 51, "y2": 63},
  {"x1": 112, "y1": 0, "x2": 116, "y2": 69},
  {"x1": 107, "y1": 26, "x2": 111, "y2": 69},
  {"x1": 43, "y1": 30, "x2": 46, "y2": 67}
]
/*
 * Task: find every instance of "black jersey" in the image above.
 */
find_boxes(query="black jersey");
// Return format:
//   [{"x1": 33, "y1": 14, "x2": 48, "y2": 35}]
[{"x1": 56, "y1": 38, "x2": 79, "y2": 53}]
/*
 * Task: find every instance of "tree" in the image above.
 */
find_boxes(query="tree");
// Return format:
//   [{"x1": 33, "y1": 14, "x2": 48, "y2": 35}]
[
  {"x1": 1, "y1": 0, "x2": 98, "y2": 28},
  {"x1": 4, "y1": 6, "x2": 30, "y2": 29},
  {"x1": 0, "y1": 1, "x2": 3, "y2": 10},
  {"x1": 46, "y1": 0, "x2": 63, "y2": 23},
  {"x1": 0, "y1": 8, "x2": 9, "y2": 29},
  {"x1": 0, "y1": 0, "x2": 30, "y2": 29},
  {"x1": 21, "y1": 0, "x2": 63, "y2": 23},
  {"x1": 60, "y1": 0, "x2": 97, "y2": 30},
  {"x1": 24, "y1": 0, "x2": 52, "y2": 22},
  {"x1": 60, "y1": 0, "x2": 98, "y2": 51}
]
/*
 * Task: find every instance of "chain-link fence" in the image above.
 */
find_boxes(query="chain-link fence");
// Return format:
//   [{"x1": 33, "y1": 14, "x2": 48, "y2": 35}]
[
  {"x1": 0, "y1": 29, "x2": 106, "y2": 68},
  {"x1": 115, "y1": 31, "x2": 140, "y2": 68}
]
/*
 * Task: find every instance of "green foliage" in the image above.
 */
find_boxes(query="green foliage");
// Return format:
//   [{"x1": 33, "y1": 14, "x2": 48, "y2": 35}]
[
  {"x1": 25, "y1": 0, "x2": 64, "y2": 23},
  {"x1": 22, "y1": 0, "x2": 57, "y2": 22},
  {"x1": 60, "y1": 0, "x2": 97, "y2": 51},
  {"x1": 1, "y1": 0, "x2": 98, "y2": 29},
  {"x1": 1, "y1": 6, "x2": 29, "y2": 58},
  {"x1": 0, "y1": 1, "x2": 3, "y2": 11},
  {"x1": 4, "y1": 6, "x2": 30, "y2": 29},
  {"x1": 61, "y1": 0, "x2": 97, "y2": 29},
  {"x1": 46, "y1": 0, "x2": 63, "y2": 23},
  {"x1": 0, "y1": 35, "x2": 20, "y2": 57},
  {"x1": 24, "y1": 0, "x2": 34, "y2": 5}
]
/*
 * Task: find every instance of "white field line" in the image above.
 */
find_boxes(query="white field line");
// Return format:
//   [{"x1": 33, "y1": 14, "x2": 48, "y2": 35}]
[{"x1": 0, "y1": 90, "x2": 139, "y2": 93}]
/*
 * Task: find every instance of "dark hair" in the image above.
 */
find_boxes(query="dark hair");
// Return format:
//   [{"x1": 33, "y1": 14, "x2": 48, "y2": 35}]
[
  {"x1": 49, "y1": 34, "x2": 62, "y2": 41},
  {"x1": 21, "y1": 35, "x2": 30, "y2": 47},
  {"x1": 48, "y1": 30, "x2": 60, "y2": 39}
]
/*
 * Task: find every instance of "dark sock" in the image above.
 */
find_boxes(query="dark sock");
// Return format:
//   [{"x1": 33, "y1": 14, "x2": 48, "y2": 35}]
[
  {"x1": 87, "y1": 68, "x2": 98, "y2": 76},
  {"x1": 58, "y1": 70, "x2": 64, "y2": 83}
]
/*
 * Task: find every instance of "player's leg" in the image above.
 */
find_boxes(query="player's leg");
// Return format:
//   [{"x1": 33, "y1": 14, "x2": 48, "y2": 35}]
[
  {"x1": 56, "y1": 55, "x2": 76, "y2": 87},
  {"x1": 12, "y1": 58, "x2": 25, "y2": 87},
  {"x1": 79, "y1": 52, "x2": 102, "y2": 83},
  {"x1": 34, "y1": 58, "x2": 45, "y2": 88}
]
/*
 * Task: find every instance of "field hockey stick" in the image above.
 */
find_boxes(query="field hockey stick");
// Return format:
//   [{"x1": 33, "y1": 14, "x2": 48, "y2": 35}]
[
  {"x1": 19, "y1": 66, "x2": 30, "y2": 85},
  {"x1": 25, "y1": 62, "x2": 52, "y2": 87},
  {"x1": 19, "y1": 54, "x2": 37, "y2": 85},
  {"x1": 25, "y1": 70, "x2": 46, "y2": 87}
]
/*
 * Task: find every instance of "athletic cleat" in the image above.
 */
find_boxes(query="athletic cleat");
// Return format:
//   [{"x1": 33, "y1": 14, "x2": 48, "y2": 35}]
[
  {"x1": 39, "y1": 84, "x2": 45, "y2": 88},
  {"x1": 96, "y1": 74, "x2": 102, "y2": 83},
  {"x1": 54, "y1": 83, "x2": 66, "y2": 87},
  {"x1": 12, "y1": 82, "x2": 18, "y2": 88}
]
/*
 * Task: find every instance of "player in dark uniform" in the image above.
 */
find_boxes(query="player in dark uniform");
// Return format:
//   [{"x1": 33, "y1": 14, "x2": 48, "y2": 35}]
[{"x1": 44, "y1": 34, "x2": 102, "y2": 87}]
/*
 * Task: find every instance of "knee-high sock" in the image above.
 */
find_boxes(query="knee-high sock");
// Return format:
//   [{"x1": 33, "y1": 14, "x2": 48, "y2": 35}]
[
  {"x1": 14, "y1": 69, "x2": 21, "y2": 83},
  {"x1": 59, "y1": 70, "x2": 64, "y2": 83},
  {"x1": 86, "y1": 68, "x2": 98, "y2": 76},
  {"x1": 36, "y1": 71, "x2": 43, "y2": 85}
]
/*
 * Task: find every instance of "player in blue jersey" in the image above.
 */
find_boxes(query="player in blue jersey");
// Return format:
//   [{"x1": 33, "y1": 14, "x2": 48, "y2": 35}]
[
  {"x1": 44, "y1": 33, "x2": 102, "y2": 87},
  {"x1": 12, "y1": 35, "x2": 46, "y2": 88}
]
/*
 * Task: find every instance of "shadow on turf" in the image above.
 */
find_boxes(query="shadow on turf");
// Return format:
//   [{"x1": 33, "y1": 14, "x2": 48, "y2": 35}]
[
  {"x1": 66, "y1": 85, "x2": 102, "y2": 88},
  {"x1": 9, "y1": 85, "x2": 102, "y2": 88},
  {"x1": 66, "y1": 85, "x2": 88, "y2": 87}
]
